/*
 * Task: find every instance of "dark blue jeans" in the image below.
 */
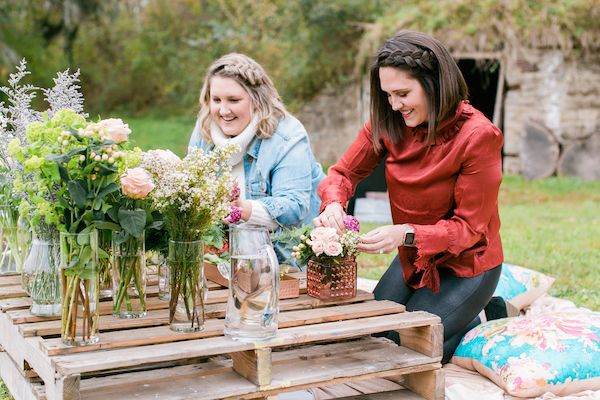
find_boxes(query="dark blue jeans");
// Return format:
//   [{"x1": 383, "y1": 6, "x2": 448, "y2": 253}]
[{"x1": 373, "y1": 256, "x2": 501, "y2": 363}]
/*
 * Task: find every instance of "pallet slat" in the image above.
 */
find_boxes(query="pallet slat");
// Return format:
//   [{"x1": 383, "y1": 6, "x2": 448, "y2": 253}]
[
  {"x1": 52, "y1": 311, "x2": 440, "y2": 376},
  {"x1": 41, "y1": 300, "x2": 405, "y2": 355},
  {"x1": 75, "y1": 337, "x2": 437, "y2": 400}
]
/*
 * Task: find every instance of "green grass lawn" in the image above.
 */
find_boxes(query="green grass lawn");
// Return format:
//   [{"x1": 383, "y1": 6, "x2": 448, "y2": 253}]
[
  {"x1": 123, "y1": 114, "x2": 197, "y2": 158},
  {"x1": 0, "y1": 382, "x2": 9, "y2": 400},
  {"x1": 357, "y1": 175, "x2": 600, "y2": 311}
]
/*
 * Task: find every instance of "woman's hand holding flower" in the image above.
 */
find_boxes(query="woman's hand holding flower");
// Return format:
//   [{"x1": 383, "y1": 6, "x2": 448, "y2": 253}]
[{"x1": 313, "y1": 202, "x2": 346, "y2": 233}]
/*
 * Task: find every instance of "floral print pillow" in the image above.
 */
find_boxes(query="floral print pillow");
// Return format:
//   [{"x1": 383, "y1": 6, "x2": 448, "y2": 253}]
[
  {"x1": 493, "y1": 263, "x2": 555, "y2": 314},
  {"x1": 452, "y1": 312, "x2": 600, "y2": 398}
]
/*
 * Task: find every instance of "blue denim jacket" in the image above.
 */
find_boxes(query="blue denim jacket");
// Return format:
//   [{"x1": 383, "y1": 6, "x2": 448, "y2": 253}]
[{"x1": 188, "y1": 114, "x2": 324, "y2": 264}]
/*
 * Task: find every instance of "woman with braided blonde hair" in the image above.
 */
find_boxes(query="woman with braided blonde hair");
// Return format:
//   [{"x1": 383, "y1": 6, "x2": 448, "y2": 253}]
[
  {"x1": 315, "y1": 30, "x2": 503, "y2": 362},
  {"x1": 189, "y1": 53, "x2": 324, "y2": 263}
]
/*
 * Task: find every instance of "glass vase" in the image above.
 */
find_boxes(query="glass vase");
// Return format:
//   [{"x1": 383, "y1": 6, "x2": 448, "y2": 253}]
[
  {"x1": 60, "y1": 230, "x2": 100, "y2": 346},
  {"x1": 0, "y1": 205, "x2": 30, "y2": 275},
  {"x1": 168, "y1": 239, "x2": 206, "y2": 332},
  {"x1": 306, "y1": 256, "x2": 357, "y2": 301},
  {"x1": 98, "y1": 229, "x2": 113, "y2": 300},
  {"x1": 27, "y1": 238, "x2": 62, "y2": 316},
  {"x1": 157, "y1": 254, "x2": 170, "y2": 301},
  {"x1": 112, "y1": 231, "x2": 146, "y2": 319}
]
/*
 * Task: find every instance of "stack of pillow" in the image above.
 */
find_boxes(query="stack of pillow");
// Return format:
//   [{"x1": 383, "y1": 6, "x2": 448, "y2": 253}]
[{"x1": 452, "y1": 263, "x2": 600, "y2": 398}]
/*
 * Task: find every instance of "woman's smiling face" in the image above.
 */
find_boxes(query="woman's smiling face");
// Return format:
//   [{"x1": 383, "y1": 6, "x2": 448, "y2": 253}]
[
  {"x1": 379, "y1": 66, "x2": 429, "y2": 127},
  {"x1": 209, "y1": 76, "x2": 252, "y2": 137}
]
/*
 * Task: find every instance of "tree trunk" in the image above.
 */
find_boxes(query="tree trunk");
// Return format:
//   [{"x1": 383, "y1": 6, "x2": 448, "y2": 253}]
[
  {"x1": 557, "y1": 133, "x2": 600, "y2": 180},
  {"x1": 520, "y1": 120, "x2": 559, "y2": 180}
]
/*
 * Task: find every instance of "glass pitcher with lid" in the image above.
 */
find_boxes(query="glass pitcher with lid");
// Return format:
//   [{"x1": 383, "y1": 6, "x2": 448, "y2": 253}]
[{"x1": 222, "y1": 224, "x2": 279, "y2": 341}]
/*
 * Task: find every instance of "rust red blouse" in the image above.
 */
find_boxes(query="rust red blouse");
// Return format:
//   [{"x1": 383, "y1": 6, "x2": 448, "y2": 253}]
[{"x1": 318, "y1": 101, "x2": 504, "y2": 292}]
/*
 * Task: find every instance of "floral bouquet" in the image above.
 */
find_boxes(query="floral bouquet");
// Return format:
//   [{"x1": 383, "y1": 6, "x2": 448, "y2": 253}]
[
  {"x1": 291, "y1": 216, "x2": 361, "y2": 300},
  {"x1": 143, "y1": 145, "x2": 238, "y2": 331},
  {"x1": 107, "y1": 165, "x2": 157, "y2": 318},
  {"x1": 11, "y1": 108, "x2": 131, "y2": 345},
  {"x1": 291, "y1": 216, "x2": 360, "y2": 265}
]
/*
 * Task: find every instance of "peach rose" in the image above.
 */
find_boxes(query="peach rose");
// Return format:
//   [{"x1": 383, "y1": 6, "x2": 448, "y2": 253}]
[
  {"x1": 98, "y1": 118, "x2": 131, "y2": 143},
  {"x1": 310, "y1": 240, "x2": 325, "y2": 257},
  {"x1": 310, "y1": 227, "x2": 338, "y2": 243},
  {"x1": 324, "y1": 241, "x2": 343, "y2": 257},
  {"x1": 120, "y1": 167, "x2": 155, "y2": 199}
]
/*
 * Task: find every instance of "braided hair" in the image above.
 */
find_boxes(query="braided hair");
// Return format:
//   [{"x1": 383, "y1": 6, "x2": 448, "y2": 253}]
[
  {"x1": 198, "y1": 53, "x2": 286, "y2": 141},
  {"x1": 370, "y1": 30, "x2": 468, "y2": 149}
]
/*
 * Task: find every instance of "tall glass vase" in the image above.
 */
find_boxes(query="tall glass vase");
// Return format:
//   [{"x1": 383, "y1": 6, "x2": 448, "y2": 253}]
[
  {"x1": 27, "y1": 238, "x2": 62, "y2": 316},
  {"x1": 0, "y1": 205, "x2": 30, "y2": 275},
  {"x1": 60, "y1": 230, "x2": 100, "y2": 346},
  {"x1": 98, "y1": 229, "x2": 113, "y2": 299},
  {"x1": 112, "y1": 231, "x2": 147, "y2": 319},
  {"x1": 168, "y1": 239, "x2": 205, "y2": 332}
]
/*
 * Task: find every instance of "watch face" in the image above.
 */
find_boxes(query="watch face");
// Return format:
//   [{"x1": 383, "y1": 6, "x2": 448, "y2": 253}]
[{"x1": 404, "y1": 232, "x2": 415, "y2": 245}]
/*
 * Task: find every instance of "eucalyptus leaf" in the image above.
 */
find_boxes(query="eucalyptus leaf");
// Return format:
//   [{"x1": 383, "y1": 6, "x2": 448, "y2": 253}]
[
  {"x1": 94, "y1": 221, "x2": 121, "y2": 231},
  {"x1": 147, "y1": 220, "x2": 164, "y2": 230},
  {"x1": 96, "y1": 182, "x2": 120, "y2": 201},
  {"x1": 65, "y1": 147, "x2": 87, "y2": 158},
  {"x1": 45, "y1": 153, "x2": 69, "y2": 163},
  {"x1": 107, "y1": 206, "x2": 119, "y2": 223},
  {"x1": 98, "y1": 163, "x2": 117, "y2": 176},
  {"x1": 98, "y1": 246, "x2": 110, "y2": 259},
  {"x1": 58, "y1": 165, "x2": 69, "y2": 182},
  {"x1": 68, "y1": 180, "x2": 87, "y2": 208},
  {"x1": 118, "y1": 208, "x2": 146, "y2": 237},
  {"x1": 113, "y1": 229, "x2": 128, "y2": 245}
]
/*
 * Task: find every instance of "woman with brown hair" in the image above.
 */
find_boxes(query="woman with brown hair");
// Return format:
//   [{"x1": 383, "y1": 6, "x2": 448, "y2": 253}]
[{"x1": 315, "y1": 30, "x2": 504, "y2": 362}]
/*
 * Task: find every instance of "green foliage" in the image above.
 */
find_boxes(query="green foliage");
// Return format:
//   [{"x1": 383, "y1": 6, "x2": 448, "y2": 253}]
[
  {"x1": 2, "y1": 0, "x2": 392, "y2": 116},
  {"x1": 362, "y1": 0, "x2": 600, "y2": 59},
  {"x1": 0, "y1": 380, "x2": 12, "y2": 400}
]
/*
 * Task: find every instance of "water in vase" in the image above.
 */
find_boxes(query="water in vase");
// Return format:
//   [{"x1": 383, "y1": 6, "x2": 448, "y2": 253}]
[{"x1": 224, "y1": 254, "x2": 278, "y2": 341}]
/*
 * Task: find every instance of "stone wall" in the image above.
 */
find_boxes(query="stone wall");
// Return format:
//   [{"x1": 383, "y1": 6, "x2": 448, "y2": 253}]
[
  {"x1": 297, "y1": 79, "x2": 368, "y2": 168},
  {"x1": 503, "y1": 49, "x2": 600, "y2": 179},
  {"x1": 298, "y1": 50, "x2": 600, "y2": 179}
]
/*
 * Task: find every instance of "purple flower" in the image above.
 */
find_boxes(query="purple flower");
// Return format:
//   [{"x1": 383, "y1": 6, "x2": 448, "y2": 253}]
[
  {"x1": 224, "y1": 205, "x2": 242, "y2": 224},
  {"x1": 230, "y1": 181, "x2": 241, "y2": 202},
  {"x1": 343, "y1": 215, "x2": 360, "y2": 231}
]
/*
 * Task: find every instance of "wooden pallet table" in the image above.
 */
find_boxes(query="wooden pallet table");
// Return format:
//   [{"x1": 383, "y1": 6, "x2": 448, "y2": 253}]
[{"x1": 0, "y1": 272, "x2": 444, "y2": 400}]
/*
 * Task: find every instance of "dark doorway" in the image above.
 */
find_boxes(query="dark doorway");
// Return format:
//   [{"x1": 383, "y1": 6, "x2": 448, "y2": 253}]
[{"x1": 457, "y1": 59, "x2": 501, "y2": 124}]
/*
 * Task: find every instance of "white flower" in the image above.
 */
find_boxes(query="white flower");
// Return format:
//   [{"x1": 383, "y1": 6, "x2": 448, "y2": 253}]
[{"x1": 97, "y1": 118, "x2": 131, "y2": 143}]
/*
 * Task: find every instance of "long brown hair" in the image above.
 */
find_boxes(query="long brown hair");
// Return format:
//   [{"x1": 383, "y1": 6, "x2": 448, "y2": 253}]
[{"x1": 370, "y1": 30, "x2": 468, "y2": 151}]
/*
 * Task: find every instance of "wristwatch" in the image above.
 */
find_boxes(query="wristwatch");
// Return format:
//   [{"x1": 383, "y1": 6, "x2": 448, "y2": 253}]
[{"x1": 402, "y1": 225, "x2": 416, "y2": 247}]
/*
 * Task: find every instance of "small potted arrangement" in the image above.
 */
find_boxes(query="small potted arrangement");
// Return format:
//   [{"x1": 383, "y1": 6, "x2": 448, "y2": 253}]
[{"x1": 291, "y1": 216, "x2": 360, "y2": 301}]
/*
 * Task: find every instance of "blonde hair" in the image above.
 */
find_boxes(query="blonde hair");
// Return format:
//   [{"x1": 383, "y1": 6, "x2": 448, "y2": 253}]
[{"x1": 197, "y1": 53, "x2": 286, "y2": 141}]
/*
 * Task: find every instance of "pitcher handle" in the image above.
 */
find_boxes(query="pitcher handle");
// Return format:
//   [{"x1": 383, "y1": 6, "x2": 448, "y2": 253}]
[{"x1": 262, "y1": 245, "x2": 280, "y2": 280}]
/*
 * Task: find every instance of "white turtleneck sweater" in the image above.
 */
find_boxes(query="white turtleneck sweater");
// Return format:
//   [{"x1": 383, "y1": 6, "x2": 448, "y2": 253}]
[{"x1": 210, "y1": 118, "x2": 279, "y2": 229}]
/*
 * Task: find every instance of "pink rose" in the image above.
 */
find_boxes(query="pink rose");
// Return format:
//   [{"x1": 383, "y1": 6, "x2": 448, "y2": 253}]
[
  {"x1": 120, "y1": 167, "x2": 155, "y2": 199},
  {"x1": 310, "y1": 240, "x2": 325, "y2": 257},
  {"x1": 98, "y1": 118, "x2": 131, "y2": 143},
  {"x1": 324, "y1": 241, "x2": 343, "y2": 257},
  {"x1": 310, "y1": 227, "x2": 338, "y2": 243}
]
